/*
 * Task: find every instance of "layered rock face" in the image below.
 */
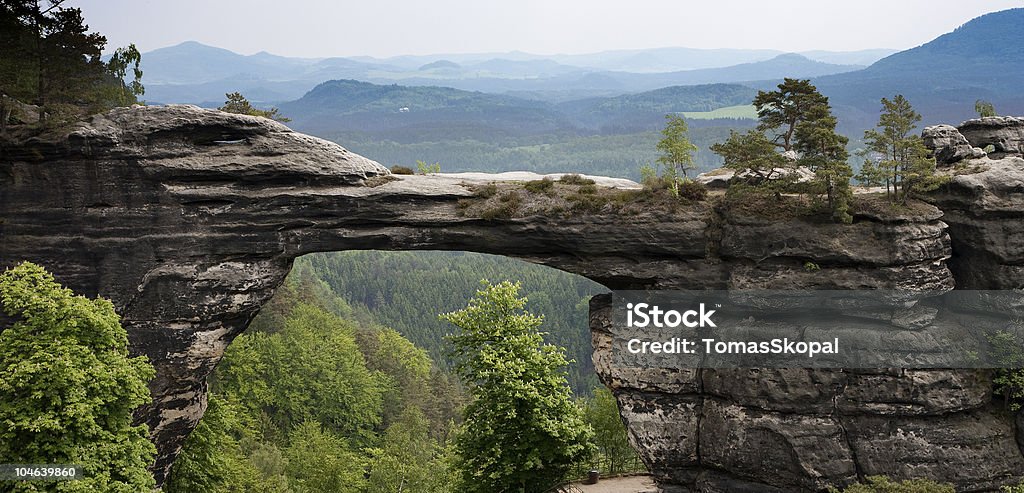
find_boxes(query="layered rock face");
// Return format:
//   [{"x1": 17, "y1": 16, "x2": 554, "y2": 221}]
[{"x1": 2, "y1": 105, "x2": 1023, "y2": 491}]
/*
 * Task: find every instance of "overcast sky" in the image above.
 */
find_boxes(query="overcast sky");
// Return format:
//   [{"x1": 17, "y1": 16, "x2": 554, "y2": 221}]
[{"x1": 73, "y1": 0, "x2": 1023, "y2": 58}]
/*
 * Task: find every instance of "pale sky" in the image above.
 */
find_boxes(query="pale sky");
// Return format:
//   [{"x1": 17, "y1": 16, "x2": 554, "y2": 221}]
[{"x1": 73, "y1": 0, "x2": 1024, "y2": 58}]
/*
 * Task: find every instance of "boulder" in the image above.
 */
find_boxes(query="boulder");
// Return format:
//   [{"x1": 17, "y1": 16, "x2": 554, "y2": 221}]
[{"x1": 922, "y1": 124, "x2": 986, "y2": 165}]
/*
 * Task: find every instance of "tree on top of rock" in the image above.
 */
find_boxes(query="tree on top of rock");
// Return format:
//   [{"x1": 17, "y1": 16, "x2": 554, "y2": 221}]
[
  {"x1": 219, "y1": 92, "x2": 291, "y2": 122},
  {"x1": 860, "y1": 95, "x2": 945, "y2": 204},
  {"x1": 754, "y1": 78, "x2": 830, "y2": 152},
  {"x1": 0, "y1": 1, "x2": 145, "y2": 125}
]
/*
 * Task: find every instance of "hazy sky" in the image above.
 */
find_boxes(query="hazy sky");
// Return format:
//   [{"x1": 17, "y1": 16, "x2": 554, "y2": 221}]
[{"x1": 74, "y1": 0, "x2": 1023, "y2": 58}]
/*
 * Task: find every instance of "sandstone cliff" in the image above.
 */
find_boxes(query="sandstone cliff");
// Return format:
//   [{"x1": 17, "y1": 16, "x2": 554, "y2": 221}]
[{"x1": 2, "y1": 105, "x2": 1023, "y2": 491}]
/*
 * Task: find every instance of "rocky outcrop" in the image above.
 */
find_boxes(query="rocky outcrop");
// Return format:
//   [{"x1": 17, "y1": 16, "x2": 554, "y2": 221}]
[
  {"x1": 927, "y1": 156, "x2": 1024, "y2": 289},
  {"x1": 924, "y1": 116, "x2": 1024, "y2": 166},
  {"x1": 2, "y1": 105, "x2": 1023, "y2": 491},
  {"x1": 960, "y1": 116, "x2": 1024, "y2": 155},
  {"x1": 922, "y1": 124, "x2": 986, "y2": 165},
  {"x1": 695, "y1": 166, "x2": 814, "y2": 189}
]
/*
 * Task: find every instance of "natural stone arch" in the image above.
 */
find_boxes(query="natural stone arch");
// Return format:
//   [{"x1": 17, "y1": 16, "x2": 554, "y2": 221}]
[{"x1": 2, "y1": 105, "x2": 1023, "y2": 490}]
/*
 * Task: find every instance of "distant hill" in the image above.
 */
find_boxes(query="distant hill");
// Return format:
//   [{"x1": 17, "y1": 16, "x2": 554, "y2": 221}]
[
  {"x1": 816, "y1": 8, "x2": 1024, "y2": 132},
  {"x1": 135, "y1": 42, "x2": 881, "y2": 105},
  {"x1": 279, "y1": 79, "x2": 758, "y2": 140},
  {"x1": 139, "y1": 41, "x2": 322, "y2": 85},
  {"x1": 278, "y1": 79, "x2": 574, "y2": 141},
  {"x1": 601, "y1": 53, "x2": 863, "y2": 91},
  {"x1": 558, "y1": 84, "x2": 758, "y2": 131}
]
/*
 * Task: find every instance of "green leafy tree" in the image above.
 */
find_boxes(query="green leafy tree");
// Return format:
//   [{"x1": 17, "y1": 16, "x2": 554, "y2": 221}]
[
  {"x1": 365, "y1": 407, "x2": 455, "y2": 493},
  {"x1": 165, "y1": 394, "x2": 269, "y2": 493},
  {"x1": 754, "y1": 78, "x2": 830, "y2": 152},
  {"x1": 219, "y1": 92, "x2": 291, "y2": 122},
  {"x1": 441, "y1": 281, "x2": 594, "y2": 493},
  {"x1": 862, "y1": 95, "x2": 945, "y2": 204},
  {"x1": 710, "y1": 129, "x2": 789, "y2": 185},
  {"x1": 975, "y1": 99, "x2": 996, "y2": 118},
  {"x1": 285, "y1": 421, "x2": 367, "y2": 492},
  {"x1": 215, "y1": 303, "x2": 384, "y2": 440},
  {"x1": 416, "y1": 160, "x2": 441, "y2": 174},
  {"x1": 103, "y1": 44, "x2": 144, "y2": 107},
  {"x1": 656, "y1": 114, "x2": 698, "y2": 188},
  {"x1": 988, "y1": 330, "x2": 1024, "y2": 411},
  {"x1": 0, "y1": 261, "x2": 156, "y2": 492},
  {"x1": 583, "y1": 387, "x2": 642, "y2": 475}
]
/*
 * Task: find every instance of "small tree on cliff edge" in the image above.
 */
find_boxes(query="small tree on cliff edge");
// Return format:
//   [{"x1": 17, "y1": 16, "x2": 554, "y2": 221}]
[
  {"x1": 442, "y1": 281, "x2": 593, "y2": 493},
  {"x1": 860, "y1": 95, "x2": 945, "y2": 204},
  {"x1": 220, "y1": 92, "x2": 291, "y2": 122},
  {"x1": 656, "y1": 114, "x2": 698, "y2": 194},
  {"x1": 0, "y1": 261, "x2": 156, "y2": 492}
]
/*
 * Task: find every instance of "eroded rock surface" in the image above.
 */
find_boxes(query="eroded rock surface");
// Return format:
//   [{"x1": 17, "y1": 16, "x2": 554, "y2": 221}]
[
  {"x1": 923, "y1": 124, "x2": 986, "y2": 165},
  {"x1": 960, "y1": 116, "x2": 1024, "y2": 155},
  {"x1": 2, "y1": 105, "x2": 1023, "y2": 491}
]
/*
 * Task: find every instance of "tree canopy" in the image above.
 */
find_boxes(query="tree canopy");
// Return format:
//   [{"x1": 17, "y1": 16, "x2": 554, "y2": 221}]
[
  {"x1": 710, "y1": 128, "x2": 789, "y2": 184},
  {"x1": 0, "y1": 1, "x2": 144, "y2": 125},
  {"x1": 754, "y1": 78, "x2": 830, "y2": 152},
  {"x1": 859, "y1": 95, "x2": 944, "y2": 204},
  {"x1": 655, "y1": 114, "x2": 698, "y2": 180},
  {"x1": 442, "y1": 281, "x2": 594, "y2": 493},
  {"x1": 0, "y1": 261, "x2": 156, "y2": 492}
]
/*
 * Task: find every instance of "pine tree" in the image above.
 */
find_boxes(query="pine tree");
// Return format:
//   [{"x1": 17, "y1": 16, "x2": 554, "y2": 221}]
[
  {"x1": 794, "y1": 104, "x2": 852, "y2": 222},
  {"x1": 754, "y1": 78, "x2": 830, "y2": 152},
  {"x1": 863, "y1": 95, "x2": 945, "y2": 204},
  {"x1": 710, "y1": 129, "x2": 789, "y2": 185},
  {"x1": 219, "y1": 92, "x2": 290, "y2": 122}
]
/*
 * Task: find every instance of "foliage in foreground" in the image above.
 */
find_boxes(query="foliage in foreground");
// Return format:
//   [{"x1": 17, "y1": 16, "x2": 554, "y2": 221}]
[
  {"x1": 442, "y1": 281, "x2": 594, "y2": 493},
  {"x1": 988, "y1": 329, "x2": 1024, "y2": 411},
  {"x1": 0, "y1": 262, "x2": 156, "y2": 492},
  {"x1": 583, "y1": 387, "x2": 643, "y2": 475}
]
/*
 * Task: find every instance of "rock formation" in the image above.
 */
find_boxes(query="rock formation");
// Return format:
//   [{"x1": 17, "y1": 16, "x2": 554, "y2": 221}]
[
  {"x1": 2, "y1": 105, "x2": 1023, "y2": 491},
  {"x1": 922, "y1": 124, "x2": 986, "y2": 165},
  {"x1": 924, "y1": 115, "x2": 1024, "y2": 166},
  {"x1": 960, "y1": 116, "x2": 1024, "y2": 155}
]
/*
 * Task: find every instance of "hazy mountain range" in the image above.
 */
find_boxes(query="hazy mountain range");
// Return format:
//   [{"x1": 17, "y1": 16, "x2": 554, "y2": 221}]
[
  {"x1": 138, "y1": 43, "x2": 885, "y2": 105},
  {"x1": 133, "y1": 8, "x2": 1024, "y2": 178}
]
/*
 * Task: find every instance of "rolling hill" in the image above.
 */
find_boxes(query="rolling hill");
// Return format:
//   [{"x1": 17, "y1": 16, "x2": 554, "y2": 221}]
[
  {"x1": 816, "y1": 8, "x2": 1024, "y2": 132},
  {"x1": 279, "y1": 79, "x2": 758, "y2": 140}
]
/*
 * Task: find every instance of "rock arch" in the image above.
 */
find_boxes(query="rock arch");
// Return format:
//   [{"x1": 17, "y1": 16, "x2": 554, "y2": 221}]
[{"x1": 2, "y1": 106, "x2": 1023, "y2": 491}]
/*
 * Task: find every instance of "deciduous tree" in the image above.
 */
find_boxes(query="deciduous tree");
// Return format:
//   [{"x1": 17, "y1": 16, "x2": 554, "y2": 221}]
[
  {"x1": 442, "y1": 281, "x2": 594, "y2": 493},
  {"x1": 0, "y1": 261, "x2": 156, "y2": 492},
  {"x1": 656, "y1": 114, "x2": 698, "y2": 182}
]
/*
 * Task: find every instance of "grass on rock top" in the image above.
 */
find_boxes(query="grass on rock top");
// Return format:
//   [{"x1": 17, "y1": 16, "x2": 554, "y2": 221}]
[{"x1": 458, "y1": 174, "x2": 709, "y2": 219}]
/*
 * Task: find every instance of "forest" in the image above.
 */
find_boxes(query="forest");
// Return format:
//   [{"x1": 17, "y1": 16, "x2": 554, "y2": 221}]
[{"x1": 163, "y1": 257, "x2": 642, "y2": 492}]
